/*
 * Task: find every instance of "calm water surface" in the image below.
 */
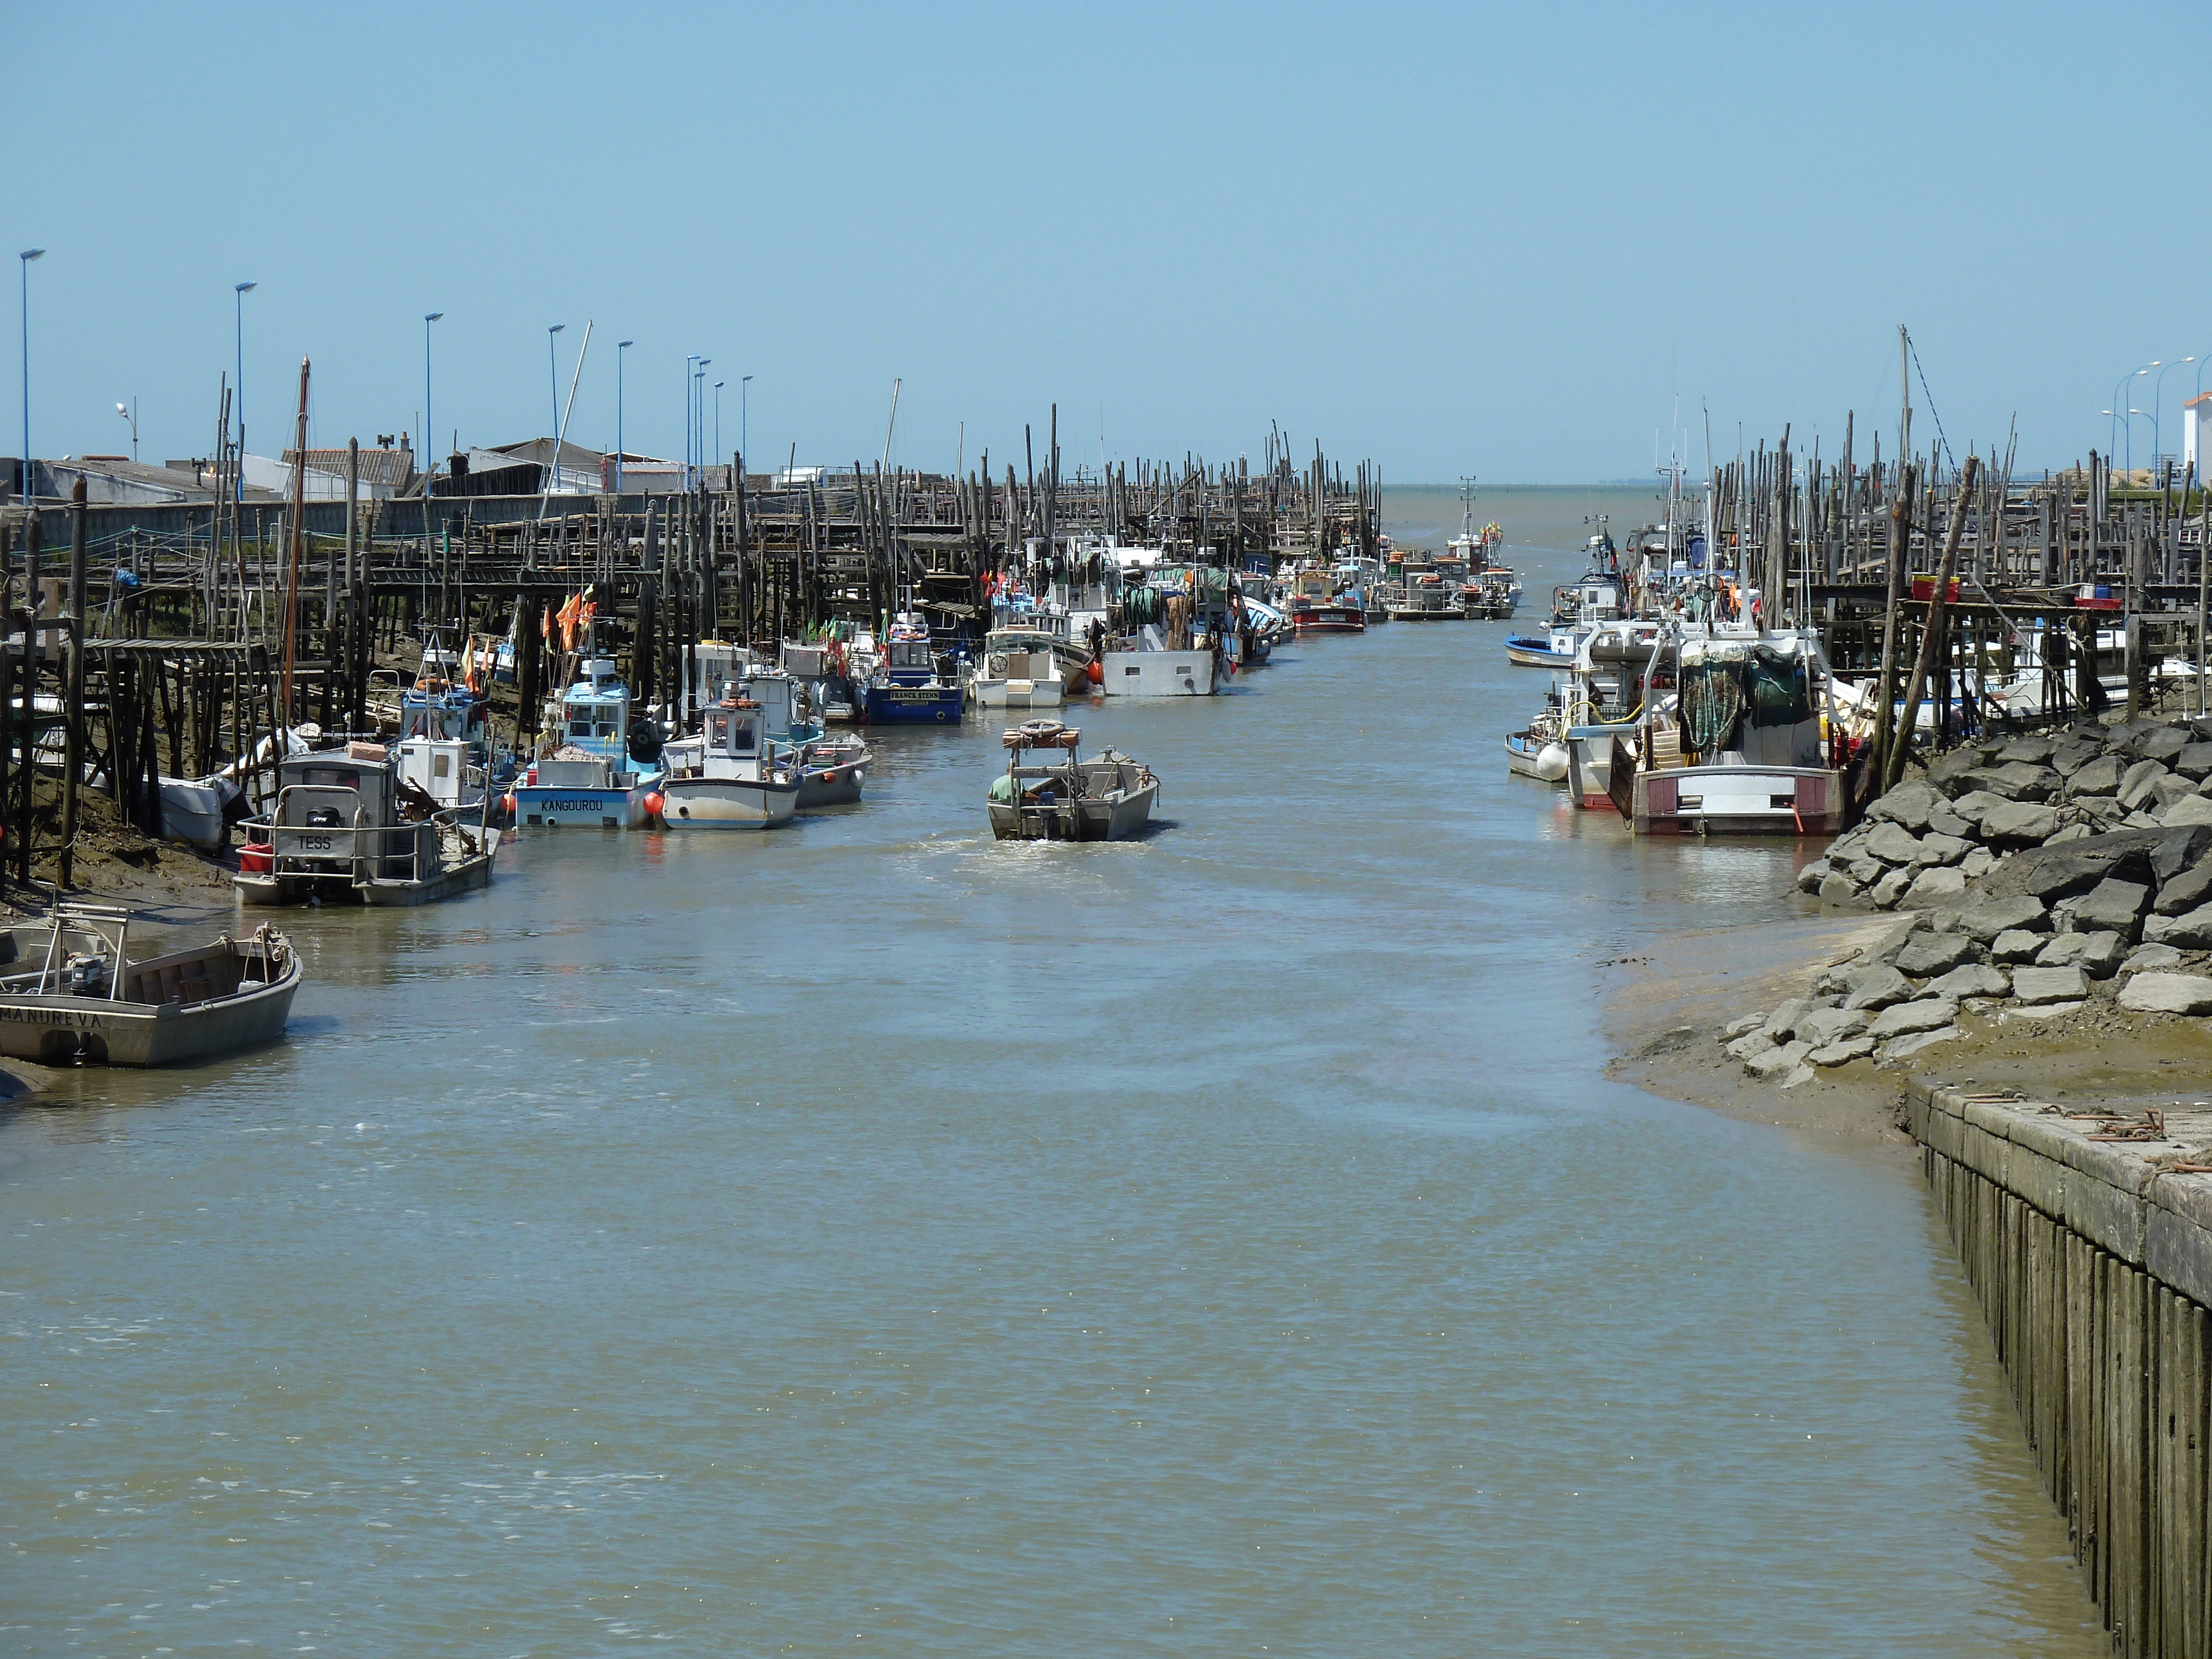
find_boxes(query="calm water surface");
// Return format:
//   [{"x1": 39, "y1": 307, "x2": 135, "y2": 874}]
[{"x1": 1, "y1": 487, "x2": 2100, "y2": 1655}]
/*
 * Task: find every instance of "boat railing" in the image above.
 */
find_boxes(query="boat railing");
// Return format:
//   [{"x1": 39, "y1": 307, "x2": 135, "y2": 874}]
[{"x1": 241, "y1": 797, "x2": 489, "y2": 888}]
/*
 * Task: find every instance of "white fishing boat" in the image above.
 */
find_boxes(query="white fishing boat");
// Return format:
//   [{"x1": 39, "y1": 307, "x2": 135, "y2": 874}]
[
  {"x1": 970, "y1": 625, "x2": 1072, "y2": 709},
  {"x1": 658, "y1": 696, "x2": 801, "y2": 830},
  {"x1": 0, "y1": 905, "x2": 301, "y2": 1067},
  {"x1": 236, "y1": 741, "x2": 499, "y2": 905},
  {"x1": 986, "y1": 721, "x2": 1159, "y2": 841}
]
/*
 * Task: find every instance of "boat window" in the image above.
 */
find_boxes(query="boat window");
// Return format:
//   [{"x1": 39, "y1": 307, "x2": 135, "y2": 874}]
[
  {"x1": 433, "y1": 754, "x2": 451, "y2": 779},
  {"x1": 305, "y1": 769, "x2": 362, "y2": 789},
  {"x1": 707, "y1": 713, "x2": 728, "y2": 746},
  {"x1": 729, "y1": 719, "x2": 758, "y2": 750},
  {"x1": 569, "y1": 719, "x2": 593, "y2": 737}
]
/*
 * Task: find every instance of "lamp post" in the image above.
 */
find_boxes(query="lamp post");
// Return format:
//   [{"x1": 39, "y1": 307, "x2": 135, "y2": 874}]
[
  {"x1": 423, "y1": 312, "x2": 443, "y2": 489},
  {"x1": 2155, "y1": 357, "x2": 2199, "y2": 479},
  {"x1": 683, "y1": 354, "x2": 700, "y2": 488},
  {"x1": 546, "y1": 324, "x2": 566, "y2": 487},
  {"x1": 741, "y1": 375, "x2": 753, "y2": 472},
  {"x1": 233, "y1": 281, "x2": 255, "y2": 499},
  {"x1": 115, "y1": 399, "x2": 137, "y2": 464},
  {"x1": 17, "y1": 249, "x2": 42, "y2": 500},
  {"x1": 2112, "y1": 364, "x2": 2155, "y2": 476},
  {"x1": 615, "y1": 340, "x2": 633, "y2": 494},
  {"x1": 694, "y1": 359, "x2": 711, "y2": 487},
  {"x1": 713, "y1": 382, "x2": 724, "y2": 472},
  {"x1": 2105, "y1": 410, "x2": 2152, "y2": 481}
]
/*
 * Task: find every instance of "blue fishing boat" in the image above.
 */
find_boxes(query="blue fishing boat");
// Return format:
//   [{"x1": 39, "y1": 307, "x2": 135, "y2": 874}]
[
  {"x1": 862, "y1": 632, "x2": 963, "y2": 725},
  {"x1": 510, "y1": 656, "x2": 666, "y2": 828}
]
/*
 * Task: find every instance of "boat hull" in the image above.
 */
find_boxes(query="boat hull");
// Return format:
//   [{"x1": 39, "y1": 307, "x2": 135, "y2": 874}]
[
  {"x1": 1504, "y1": 732, "x2": 1558, "y2": 781},
  {"x1": 1632, "y1": 765, "x2": 1845, "y2": 836},
  {"x1": 987, "y1": 780, "x2": 1157, "y2": 841},
  {"x1": 864, "y1": 685, "x2": 964, "y2": 723},
  {"x1": 0, "y1": 950, "x2": 301, "y2": 1067},
  {"x1": 1100, "y1": 651, "x2": 1214, "y2": 696},
  {"x1": 1387, "y1": 606, "x2": 1468, "y2": 622},
  {"x1": 1505, "y1": 638, "x2": 1573, "y2": 668},
  {"x1": 1289, "y1": 605, "x2": 1366, "y2": 635},
  {"x1": 971, "y1": 678, "x2": 1064, "y2": 709},
  {"x1": 1565, "y1": 724, "x2": 1637, "y2": 811},
  {"x1": 512, "y1": 775, "x2": 662, "y2": 828},
  {"x1": 661, "y1": 776, "x2": 800, "y2": 829},
  {"x1": 795, "y1": 757, "x2": 867, "y2": 808}
]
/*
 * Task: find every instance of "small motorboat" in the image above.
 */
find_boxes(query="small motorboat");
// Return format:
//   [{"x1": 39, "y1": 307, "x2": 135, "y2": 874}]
[
  {"x1": 0, "y1": 903, "x2": 300, "y2": 1066},
  {"x1": 1505, "y1": 631, "x2": 1577, "y2": 668},
  {"x1": 657, "y1": 695, "x2": 801, "y2": 830},
  {"x1": 237, "y1": 742, "x2": 500, "y2": 906},
  {"x1": 987, "y1": 721, "x2": 1159, "y2": 842}
]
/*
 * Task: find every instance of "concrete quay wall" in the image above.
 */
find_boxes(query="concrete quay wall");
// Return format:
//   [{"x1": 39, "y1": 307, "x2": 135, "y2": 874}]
[{"x1": 1910, "y1": 1082, "x2": 2212, "y2": 1656}]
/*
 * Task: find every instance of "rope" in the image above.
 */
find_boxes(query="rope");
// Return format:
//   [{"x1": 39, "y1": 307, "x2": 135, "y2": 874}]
[{"x1": 1908, "y1": 334, "x2": 1958, "y2": 479}]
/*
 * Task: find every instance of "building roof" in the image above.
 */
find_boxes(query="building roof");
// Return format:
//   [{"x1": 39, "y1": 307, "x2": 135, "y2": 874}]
[{"x1": 283, "y1": 447, "x2": 418, "y2": 489}]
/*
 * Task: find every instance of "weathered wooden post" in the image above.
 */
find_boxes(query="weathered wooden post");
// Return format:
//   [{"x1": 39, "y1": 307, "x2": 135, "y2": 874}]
[
  {"x1": 59, "y1": 478, "x2": 86, "y2": 888},
  {"x1": 1871, "y1": 465, "x2": 1916, "y2": 784},
  {"x1": 1888, "y1": 453, "x2": 1981, "y2": 791}
]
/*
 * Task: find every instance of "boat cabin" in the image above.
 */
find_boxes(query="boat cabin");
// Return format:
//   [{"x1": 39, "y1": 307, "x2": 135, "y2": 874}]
[
  {"x1": 556, "y1": 657, "x2": 633, "y2": 760},
  {"x1": 883, "y1": 638, "x2": 939, "y2": 685}
]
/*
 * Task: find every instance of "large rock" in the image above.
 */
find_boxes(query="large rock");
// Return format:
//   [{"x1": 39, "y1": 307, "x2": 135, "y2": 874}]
[
  {"x1": 1796, "y1": 858, "x2": 1832, "y2": 894},
  {"x1": 1819, "y1": 871, "x2": 1863, "y2": 906},
  {"x1": 1864, "y1": 822, "x2": 1925, "y2": 865},
  {"x1": 1928, "y1": 807, "x2": 1974, "y2": 839},
  {"x1": 1895, "y1": 928, "x2": 1979, "y2": 977},
  {"x1": 2162, "y1": 795, "x2": 2212, "y2": 828},
  {"x1": 2037, "y1": 931, "x2": 2126, "y2": 977},
  {"x1": 1762, "y1": 998, "x2": 1815, "y2": 1041},
  {"x1": 2050, "y1": 740, "x2": 2103, "y2": 779},
  {"x1": 1948, "y1": 789, "x2": 2009, "y2": 827},
  {"x1": 1744, "y1": 1040, "x2": 1814, "y2": 1079},
  {"x1": 1914, "y1": 832, "x2": 1969, "y2": 866},
  {"x1": 2116, "y1": 973, "x2": 2212, "y2": 1015},
  {"x1": 1996, "y1": 736, "x2": 2056, "y2": 765},
  {"x1": 2156, "y1": 859, "x2": 2212, "y2": 917},
  {"x1": 1928, "y1": 747, "x2": 2001, "y2": 795},
  {"x1": 1866, "y1": 779, "x2": 1942, "y2": 833},
  {"x1": 1846, "y1": 858, "x2": 1884, "y2": 887},
  {"x1": 1960, "y1": 847, "x2": 1996, "y2": 878},
  {"x1": 1924, "y1": 962, "x2": 2010, "y2": 1000},
  {"x1": 2012, "y1": 964, "x2": 2090, "y2": 1005},
  {"x1": 1959, "y1": 894, "x2": 2048, "y2": 941},
  {"x1": 1990, "y1": 928, "x2": 2044, "y2": 963},
  {"x1": 1871, "y1": 866, "x2": 1914, "y2": 909},
  {"x1": 1902, "y1": 866, "x2": 1968, "y2": 907},
  {"x1": 1797, "y1": 1005, "x2": 1869, "y2": 1046},
  {"x1": 1840, "y1": 964, "x2": 1913, "y2": 1010},
  {"x1": 2151, "y1": 825, "x2": 2212, "y2": 885},
  {"x1": 1964, "y1": 761, "x2": 2060, "y2": 802},
  {"x1": 2121, "y1": 942, "x2": 2186, "y2": 974},
  {"x1": 2145, "y1": 904, "x2": 2212, "y2": 950},
  {"x1": 1972, "y1": 828, "x2": 2166, "y2": 902},
  {"x1": 2067, "y1": 753, "x2": 2126, "y2": 796},
  {"x1": 2071, "y1": 877, "x2": 2151, "y2": 940},
  {"x1": 2153, "y1": 774, "x2": 2201, "y2": 812},
  {"x1": 2119, "y1": 759, "x2": 2173, "y2": 811},
  {"x1": 2140, "y1": 724, "x2": 2192, "y2": 763},
  {"x1": 1867, "y1": 997, "x2": 1960, "y2": 1039},
  {"x1": 1978, "y1": 800, "x2": 2060, "y2": 844},
  {"x1": 1725, "y1": 1030, "x2": 1776, "y2": 1061},
  {"x1": 1808, "y1": 1035, "x2": 1876, "y2": 1066},
  {"x1": 2173, "y1": 741, "x2": 2212, "y2": 780}
]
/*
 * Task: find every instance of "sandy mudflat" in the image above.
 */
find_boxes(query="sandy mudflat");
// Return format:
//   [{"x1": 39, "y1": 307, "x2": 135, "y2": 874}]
[{"x1": 1607, "y1": 906, "x2": 2212, "y2": 1142}]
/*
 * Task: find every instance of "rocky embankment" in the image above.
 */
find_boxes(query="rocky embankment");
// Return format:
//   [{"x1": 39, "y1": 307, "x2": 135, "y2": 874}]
[{"x1": 1728, "y1": 714, "x2": 2212, "y2": 1088}]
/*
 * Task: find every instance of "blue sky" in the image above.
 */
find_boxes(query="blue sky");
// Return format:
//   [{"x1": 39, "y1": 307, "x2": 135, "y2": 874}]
[{"x1": 10, "y1": 2, "x2": 2208, "y2": 483}]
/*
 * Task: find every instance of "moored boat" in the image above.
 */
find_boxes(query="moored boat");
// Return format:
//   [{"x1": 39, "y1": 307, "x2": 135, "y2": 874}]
[
  {"x1": 0, "y1": 904, "x2": 301, "y2": 1067},
  {"x1": 986, "y1": 721, "x2": 1159, "y2": 841},
  {"x1": 237, "y1": 742, "x2": 500, "y2": 905},
  {"x1": 510, "y1": 655, "x2": 666, "y2": 828},
  {"x1": 658, "y1": 696, "x2": 801, "y2": 830}
]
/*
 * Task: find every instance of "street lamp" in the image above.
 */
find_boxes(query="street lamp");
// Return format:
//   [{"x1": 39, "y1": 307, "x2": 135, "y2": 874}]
[
  {"x1": 2104, "y1": 410, "x2": 2152, "y2": 481},
  {"x1": 115, "y1": 399, "x2": 137, "y2": 464},
  {"x1": 546, "y1": 324, "x2": 565, "y2": 486},
  {"x1": 423, "y1": 312, "x2": 443, "y2": 489},
  {"x1": 741, "y1": 374, "x2": 753, "y2": 472},
  {"x1": 713, "y1": 382, "x2": 724, "y2": 472},
  {"x1": 19, "y1": 249, "x2": 44, "y2": 500},
  {"x1": 2155, "y1": 356, "x2": 2199, "y2": 478},
  {"x1": 234, "y1": 281, "x2": 255, "y2": 498},
  {"x1": 615, "y1": 340, "x2": 633, "y2": 494},
  {"x1": 2111, "y1": 363, "x2": 2155, "y2": 476},
  {"x1": 683, "y1": 354, "x2": 700, "y2": 488},
  {"x1": 694, "y1": 359, "x2": 711, "y2": 487}
]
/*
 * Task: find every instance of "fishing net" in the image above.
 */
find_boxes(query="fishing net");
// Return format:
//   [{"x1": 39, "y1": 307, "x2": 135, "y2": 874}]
[
  {"x1": 1745, "y1": 648, "x2": 1811, "y2": 727},
  {"x1": 1679, "y1": 660, "x2": 1745, "y2": 753}
]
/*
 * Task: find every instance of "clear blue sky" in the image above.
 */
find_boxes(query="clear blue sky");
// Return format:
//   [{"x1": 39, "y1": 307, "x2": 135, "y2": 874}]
[{"x1": 11, "y1": 2, "x2": 2206, "y2": 484}]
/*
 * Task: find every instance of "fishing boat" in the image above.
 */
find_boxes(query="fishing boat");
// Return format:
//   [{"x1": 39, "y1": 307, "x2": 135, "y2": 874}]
[
  {"x1": 236, "y1": 741, "x2": 500, "y2": 905},
  {"x1": 970, "y1": 625, "x2": 1072, "y2": 709},
  {"x1": 394, "y1": 640, "x2": 497, "y2": 812},
  {"x1": 509, "y1": 656, "x2": 665, "y2": 828},
  {"x1": 735, "y1": 669, "x2": 869, "y2": 807},
  {"x1": 657, "y1": 695, "x2": 801, "y2": 830},
  {"x1": 1504, "y1": 698, "x2": 1568, "y2": 781},
  {"x1": 1615, "y1": 627, "x2": 1846, "y2": 836},
  {"x1": 1387, "y1": 564, "x2": 1466, "y2": 621},
  {"x1": 0, "y1": 904, "x2": 300, "y2": 1067},
  {"x1": 986, "y1": 721, "x2": 1159, "y2": 841},
  {"x1": 863, "y1": 628, "x2": 964, "y2": 724},
  {"x1": 1558, "y1": 619, "x2": 1666, "y2": 810},
  {"x1": 1505, "y1": 626, "x2": 1579, "y2": 668}
]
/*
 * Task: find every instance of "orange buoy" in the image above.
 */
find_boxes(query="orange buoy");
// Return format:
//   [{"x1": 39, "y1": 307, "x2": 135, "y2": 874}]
[
  {"x1": 501, "y1": 792, "x2": 518, "y2": 817},
  {"x1": 1086, "y1": 659, "x2": 1103, "y2": 685},
  {"x1": 641, "y1": 791, "x2": 666, "y2": 821}
]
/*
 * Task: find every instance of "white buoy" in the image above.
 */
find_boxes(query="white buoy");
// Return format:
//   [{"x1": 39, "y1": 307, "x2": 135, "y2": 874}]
[{"x1": 1535, "y1": 743, "x2": 1571, "y2": 782}]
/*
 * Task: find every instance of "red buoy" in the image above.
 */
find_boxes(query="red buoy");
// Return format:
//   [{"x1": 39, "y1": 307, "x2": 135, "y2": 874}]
[
  {"x1": 641, "y1": 791, "x2": 666, "y2": 822},
  {"x1": 1086, "y1": 659, "x2": 1104, "y2": 685},
  {"x1": 501, "y1": 792, "x2": 517, "y2": 817}
]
